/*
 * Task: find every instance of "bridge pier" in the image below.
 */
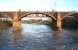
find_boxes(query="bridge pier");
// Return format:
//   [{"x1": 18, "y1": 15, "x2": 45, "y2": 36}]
[
  {"x1": 57, "y1": 13, "x2": 62, "y2": 32},
  {"x1": 12, "y1": 12, "x2": 21, "y2": 31}
]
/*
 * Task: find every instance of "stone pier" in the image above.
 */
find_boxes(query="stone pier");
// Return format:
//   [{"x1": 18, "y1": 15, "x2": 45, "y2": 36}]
[
  {"x1": 12, "y1": 12, "x2": 21, "y2": 31},
  {"x1": 57, "y1": 13, "x2": 62, "y2": 32}
]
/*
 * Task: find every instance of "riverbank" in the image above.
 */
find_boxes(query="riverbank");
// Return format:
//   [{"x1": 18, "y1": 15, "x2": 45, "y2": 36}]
[
  {"x1": 0, "y1": 20, "x2": 12, "y2": 28},
  {"x1": 62, "y1": 17, "x2": 78, "y2": 29}
]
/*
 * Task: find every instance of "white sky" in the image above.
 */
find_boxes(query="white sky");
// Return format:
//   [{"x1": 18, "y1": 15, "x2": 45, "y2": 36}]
[{"x1": 0, "y1": 0, "x2": 78, "y2": 11}]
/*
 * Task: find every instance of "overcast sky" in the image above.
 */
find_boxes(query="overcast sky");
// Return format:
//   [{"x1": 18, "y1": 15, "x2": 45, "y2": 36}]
[{"x1": 0, "y1": 0, "x2": 78, "y2": 11}]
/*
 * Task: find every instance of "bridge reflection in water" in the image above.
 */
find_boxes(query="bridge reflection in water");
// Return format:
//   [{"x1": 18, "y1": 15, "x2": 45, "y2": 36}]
[{"x1": 0, "y1": 23, "x2": 78, "y2": 50}]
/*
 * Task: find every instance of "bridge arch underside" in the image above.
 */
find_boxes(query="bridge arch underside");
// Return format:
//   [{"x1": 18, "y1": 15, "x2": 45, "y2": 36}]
[
  {"x1": 19, "y1": 13, "x2": 56, "y2": 20},
  {"x1": 62, "y1": 13, "x2": 78, "y2": 20},
  {"x1": 19, "y1": 13, "x2": 57, "y2": 30}
]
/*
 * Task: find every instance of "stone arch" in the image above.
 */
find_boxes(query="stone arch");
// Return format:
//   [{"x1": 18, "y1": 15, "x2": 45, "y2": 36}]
[
  {"x1": 19, "y1": 12, "x2": 56, "y2": 20},
  {"x1": 62, "y1": 12, "x2": 77, "y2": 19}
]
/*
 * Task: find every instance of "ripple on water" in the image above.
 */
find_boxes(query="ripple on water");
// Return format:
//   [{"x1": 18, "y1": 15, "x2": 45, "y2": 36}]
[{"x1": 0, "y1": 23, "x2": 78, "y2": 50}]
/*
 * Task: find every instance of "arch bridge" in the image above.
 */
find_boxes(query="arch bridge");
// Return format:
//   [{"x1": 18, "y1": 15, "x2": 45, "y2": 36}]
[
  {"x1": 0, "y1": 9, "x2": 78, "y2": 31},
  {"x1": 19, "y1": 11, "x2": 56, "y2": 20}
]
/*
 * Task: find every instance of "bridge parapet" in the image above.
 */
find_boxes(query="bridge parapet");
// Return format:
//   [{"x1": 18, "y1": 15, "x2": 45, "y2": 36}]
[{"x1": 0, "y1": 10, "x2": 77, "y2": 20}]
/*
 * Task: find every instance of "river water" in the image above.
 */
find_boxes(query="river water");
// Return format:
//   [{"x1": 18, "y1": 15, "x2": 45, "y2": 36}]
[{"x1": 0, "y1": 23, "x2": 78, "y2": 50}]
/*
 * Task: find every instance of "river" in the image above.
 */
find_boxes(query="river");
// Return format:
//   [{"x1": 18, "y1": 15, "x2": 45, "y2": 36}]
[{"x1": 0, "y1": 23, "x2": 78, "y2": 50}]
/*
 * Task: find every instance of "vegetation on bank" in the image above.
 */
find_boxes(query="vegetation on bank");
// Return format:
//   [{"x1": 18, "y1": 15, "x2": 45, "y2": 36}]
[
  {"x1": 62, "y1": 16, "x2": 78, "y2": 29},
  {"x1": 21, "y1": 19, "x2": 52, "y2": 25},
  {"x1": 0, "y1": 20, "x2": 12, "y2": 27}
]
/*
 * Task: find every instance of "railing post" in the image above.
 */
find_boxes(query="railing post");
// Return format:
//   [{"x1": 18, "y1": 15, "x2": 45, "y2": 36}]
[{"x1": 57, "y1": 13, "x2": 62, "y2": 32}]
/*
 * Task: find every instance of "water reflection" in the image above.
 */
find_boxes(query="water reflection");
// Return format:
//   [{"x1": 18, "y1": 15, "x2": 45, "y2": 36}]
[
  {"x1": 0, "y1": 27, "x2": 12, "y2": 48},
  {"x1": 12, "y1": 30, "x2": 22, "y2": 47},
  {"x1": 0, "y1": 23, "x2": 78, "y2": 50}
]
